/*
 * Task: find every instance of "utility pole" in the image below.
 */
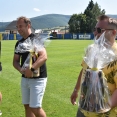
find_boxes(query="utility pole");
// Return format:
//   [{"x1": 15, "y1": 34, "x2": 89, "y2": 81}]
[{"x1": 65, "y1": 26, "x2": 66, "y2": 34}]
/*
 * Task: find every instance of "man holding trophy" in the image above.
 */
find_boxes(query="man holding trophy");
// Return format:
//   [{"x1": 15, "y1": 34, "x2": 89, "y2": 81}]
[
  {"x1": 13, "y1": 16, "x2": 47, "y2": 117},
  {"x1": 71, "y1": 15, "x2": 117, "y2": 117}
]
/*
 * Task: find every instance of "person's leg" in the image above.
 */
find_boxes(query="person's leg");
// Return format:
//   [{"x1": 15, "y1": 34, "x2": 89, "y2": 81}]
[
  {"x1": 24, "y1": 104, "x2": 35, "y2": 117},
  {"x1": 29, "y1": 78, "x2": 47, "y2": 117},
  {"x1": 31, "y1": 108, "x2": 46, "y2": 117},
  {"x1": 21, "y1": 78, "x2": 34, "y2": 117},
  {"x1": 76, "y1": 109, "x2": 85, "y2": 117}
]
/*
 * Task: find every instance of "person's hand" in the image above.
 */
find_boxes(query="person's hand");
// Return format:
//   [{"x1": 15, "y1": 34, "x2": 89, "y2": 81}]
[
  {"x1": 24, "y1": 67, "x2": 33, "y2": 78},
  {"x1": 70, "y1": 90, "x2": 78, "y2": 105},
  {"x1": 0, "y1": 92, "x2": 2, "y2": 102},
  {"x1": 20, "y1": 68, "x2": 25, "y2": 74}
]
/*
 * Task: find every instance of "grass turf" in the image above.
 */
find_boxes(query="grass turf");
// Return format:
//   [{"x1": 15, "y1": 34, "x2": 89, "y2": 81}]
[{"x1": 0, "y1": 40, "x2": 93, "y2": 117}]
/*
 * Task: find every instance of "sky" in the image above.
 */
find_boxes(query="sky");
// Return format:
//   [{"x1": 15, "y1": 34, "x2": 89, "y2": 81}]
[{"x1": 1, "y1": 0, "x2": 117, "y2": 22}]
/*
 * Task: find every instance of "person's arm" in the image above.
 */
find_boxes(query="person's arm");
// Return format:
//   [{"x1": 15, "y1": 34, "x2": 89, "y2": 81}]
[
  {"x1": 109, "y1": 72, "x2": 117, "y2": 108},
  {"x1": 24, "y1": 47, "x2": 47, "y2": 78},
  {"x1": 31, "y1": 47, "x2": 47, "y2": 69},
  {"x1": 110, "y1": 89, "x2": 117, "y2": 108},
  {"x1": 70, "y1": 69, "x2": 83, "y2": 105},
  {"x1": 13, "y1": 54, "x2": 23, "y2": 74}
]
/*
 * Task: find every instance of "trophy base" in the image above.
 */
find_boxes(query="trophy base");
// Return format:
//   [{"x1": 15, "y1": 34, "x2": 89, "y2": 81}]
[
  {"x1": 80, "y1": 107, "x2": 111, "y2": 114},
  {"x1": 97, "y1": 108, "x2": 111, "y2": 113},
  {"x1": 32, "y1": 68, "x2": 40, "y2": 77}
]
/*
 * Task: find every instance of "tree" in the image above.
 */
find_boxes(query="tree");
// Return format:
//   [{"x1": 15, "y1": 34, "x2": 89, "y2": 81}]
[
  {"x1": 84, "y1": 0, "x2": 94, "y2": 17},
  {"x1": 90, "y1": 2, "x2": 105, "y2": 32},
  {"x1": 68, "y1": 14, "x2": 78, "y2": 33},
  {"x1": 84, "y1": 0, "x2": 95, "y2": 32},
  {"x1": 76, "y1": 14, "x2": 87, "y2": 33},
  {"x1": 68, "y1": 0, "x2": 105, "y2": 33},
  {"x1": 68, "y1": 14, "x2": 87, "y2": 33},
  {"x1": 84, "y1": 0, "x2": 105, "y2": 33}
]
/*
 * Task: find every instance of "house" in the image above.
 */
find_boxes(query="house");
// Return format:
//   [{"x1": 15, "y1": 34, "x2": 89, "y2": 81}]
[
  {"x1": 5, "y1": 20, "x2": 35, "y2": 34},
  {"x1": 35, "y1": 29, "x2": 43, "y2": 34}
]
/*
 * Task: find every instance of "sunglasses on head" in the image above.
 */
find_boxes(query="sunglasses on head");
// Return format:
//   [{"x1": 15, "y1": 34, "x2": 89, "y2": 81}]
[{"x1": 93, "y1": 27, "x2": 114, "y2": 33}]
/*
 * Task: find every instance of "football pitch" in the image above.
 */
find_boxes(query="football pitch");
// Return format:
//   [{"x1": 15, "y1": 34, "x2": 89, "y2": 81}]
[{"x1": 0, "y1": 40, "x2": 92, "y2": 117}]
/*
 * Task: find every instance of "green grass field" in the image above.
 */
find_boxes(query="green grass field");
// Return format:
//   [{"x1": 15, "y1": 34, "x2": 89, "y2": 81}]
[{"x1": 0, "y1": 40, "x2": 93, "y2": 117}]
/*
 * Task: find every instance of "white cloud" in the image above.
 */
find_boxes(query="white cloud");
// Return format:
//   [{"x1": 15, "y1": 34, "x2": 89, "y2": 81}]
[{"x1": 33, "y1": 8, "x2": 41, "y2": 12}]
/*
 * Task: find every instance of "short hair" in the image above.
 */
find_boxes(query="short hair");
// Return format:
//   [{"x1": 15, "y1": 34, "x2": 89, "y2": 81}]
[
  {"x1": 97, "y1": 15, "x2": 117, "y2": 30},
  {"x1": 97, "y1": 15, "x2": 109, "y2": 21},
  {"x1": 17, "y1": 16, "x2": 31, "y2": 26}
]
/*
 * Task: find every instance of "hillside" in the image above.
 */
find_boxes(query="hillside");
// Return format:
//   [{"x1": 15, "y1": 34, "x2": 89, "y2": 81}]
[
  {"x1": 30, "y1": 14, "x2": 71, "y2": 29},
  {"x1": 0, "y1": 14, "x2": 71, "y2": 31},
  {"x1": 0, "y1": 22, "x2": 10, "y2": 32},
  {"x1": 108, "y1": 15, "x2": 117, "y2": 18},
  {"x1": 0, "y1": 14, "x2": 117, "y2": 32}
]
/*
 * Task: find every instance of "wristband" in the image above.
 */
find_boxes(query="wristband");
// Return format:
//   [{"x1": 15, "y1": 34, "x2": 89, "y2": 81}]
[
  {"x1": 74, "y1": 88, "x2": 78, "y2": 92},
  {"x1": 31, "y1": 67, "x2": 35, "y2": 72}
]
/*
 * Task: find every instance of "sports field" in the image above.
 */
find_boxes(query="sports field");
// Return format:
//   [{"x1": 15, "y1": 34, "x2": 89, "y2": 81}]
[{"x1": 0, "y1": 40, "x2": 92, "y2": 117}]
